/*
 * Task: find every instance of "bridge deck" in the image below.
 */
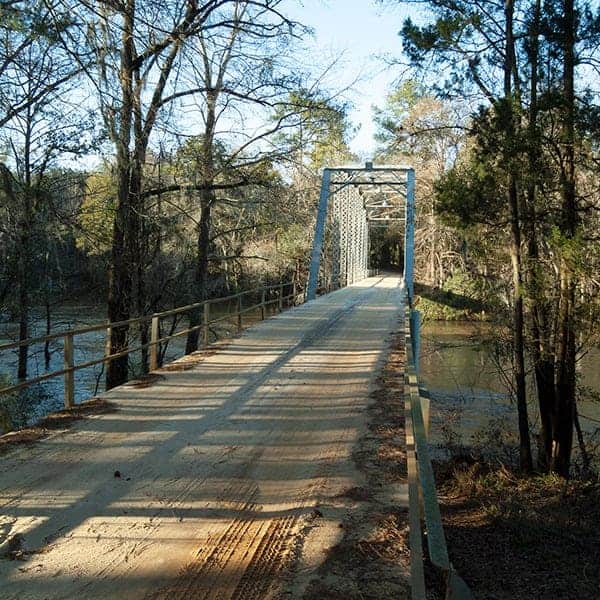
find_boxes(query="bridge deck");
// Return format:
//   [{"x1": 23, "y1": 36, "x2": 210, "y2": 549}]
[{"x1": 0, "y1": 275, "x2": 407, "y2": 599}]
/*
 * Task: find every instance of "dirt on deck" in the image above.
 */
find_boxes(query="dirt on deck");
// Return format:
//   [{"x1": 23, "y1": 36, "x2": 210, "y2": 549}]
[
  {"x1": 0, "y1": 276, "x2": 412, "y2": 600},
  {"x1": 0, "y1": 399, "x2": 116, "y2": 457},
  {"x1": 300, "y1": 328, "x2": 411, "y2": 599}
]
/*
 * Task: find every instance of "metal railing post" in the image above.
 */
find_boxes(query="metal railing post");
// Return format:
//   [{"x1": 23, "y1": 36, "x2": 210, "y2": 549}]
[
  {"x1": 64, "y1": 333, "x2": 74, "y2": 408},
  {"x1": 307, "y1": 169, "x2": 331, "y2": 301},
  {"x1": 237, "y1": 295, "x2": 243, "y2": 332},
  {"x1": 203, "y1": 301, "x2": 210, "y2": 346},
  {"x1": 404, "y1": 168, "x2": 416, "y2": 303},
  {"x1": 278, "y1": 283, "x2": 284, "y2": 311},
  {"x1": 150, "y1": 315, "x2": 159, "y2": 371},
  {"x1": 260, "y1": 289, "x2": 266, "y2": 320}
]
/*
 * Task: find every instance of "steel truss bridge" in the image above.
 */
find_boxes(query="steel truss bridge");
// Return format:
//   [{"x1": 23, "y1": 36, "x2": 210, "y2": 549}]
[
  {"x1": 0, "y1": 162, "x2": 473, "y2": 599},
  {"x1": 307, "y1": 162, "x2": 416, "y2": 302}
]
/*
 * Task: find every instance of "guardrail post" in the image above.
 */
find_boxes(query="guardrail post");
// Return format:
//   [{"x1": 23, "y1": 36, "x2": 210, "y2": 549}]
[
  {"x1": 278, "y1": 283, "x2": 284, "y2": 311},
  {"x1": 105, "y1": 325, "x2": 112, "y2": 359},
  {"x1": 410, "y1": 309, "x2": 421, "y2": 375},
  {"x1": 292, "y1": 281, "x2": 297, "y2": 305},
  {"x1": 150, "y1": 315, "x2": 159, "y2": 371},
  {"x1": 64, "y1": 333, "x2": 74, "y2": 408},
  {"x1": 237, "y1": 295, "x2": 243, "y2": 332},
  {"x1": 203, "y1": 302, "x2": 210, "y2": 346},
  {"x1": 260, "y1": 289, "x2": 266, "y2": 320},
  {"x1": 404, "y1": 168, "x2": 416, "y2": 303}
]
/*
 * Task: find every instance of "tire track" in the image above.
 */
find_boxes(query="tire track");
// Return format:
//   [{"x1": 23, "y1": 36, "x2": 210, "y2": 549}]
[{"x1": 230, "y1": 513, "x2": 298, "y2": 600}]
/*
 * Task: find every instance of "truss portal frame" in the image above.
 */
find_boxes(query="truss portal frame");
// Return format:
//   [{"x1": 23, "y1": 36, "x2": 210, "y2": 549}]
[{"x1": 307, "y1": 163, "x2": 415, "y2": 301}]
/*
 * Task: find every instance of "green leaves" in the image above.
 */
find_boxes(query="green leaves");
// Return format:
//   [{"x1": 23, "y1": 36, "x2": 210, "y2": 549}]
[{"x1": 435, "y1": 157, "x2": 504, "y2": 228}]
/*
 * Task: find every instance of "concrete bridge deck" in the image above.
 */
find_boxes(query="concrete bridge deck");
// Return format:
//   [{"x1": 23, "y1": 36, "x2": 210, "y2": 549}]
[{"x1": 0, "y1": 275, "x2": 407, "y2": 599}]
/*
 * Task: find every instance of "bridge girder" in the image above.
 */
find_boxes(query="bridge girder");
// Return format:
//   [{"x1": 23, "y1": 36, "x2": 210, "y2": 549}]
[{"x1": 307, "y1": 163, "x2": 415, "y2": 302}]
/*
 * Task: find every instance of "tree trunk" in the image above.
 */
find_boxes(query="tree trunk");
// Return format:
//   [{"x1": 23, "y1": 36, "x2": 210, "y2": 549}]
[
  {"x1": 186, "y1": 90, "x2": 217, "y2": 354},
  {"x1": 508, "y1": 176, "x2": 533, "y2": 472},
  {"x1": 551, "y1": 0, "x2": 577, "y2": 478},
  {"x1": 185, "y1": 194, "x2": 212, "y2": 353},
  {"x1": 504, "y1": 0, "x2": 532, "y2": 471},
  {"x1": 522, "y1": 0, "x2": 554, "y2": 471},
  {"x1": 106, "y1": 162, "x2": 133, "y2": 389},
  {"x1": 16, "y1": 195, "x2": 32, "y2": 380},
  {"x1": 44, "y1": 289, "x2": 51, "y2": 369},
  {"x1": 106, "y1": 1, "x2": 135, "y2": 390},
  {"x1": 17, "y1": 235, "x2": 29, "y2": 380}
]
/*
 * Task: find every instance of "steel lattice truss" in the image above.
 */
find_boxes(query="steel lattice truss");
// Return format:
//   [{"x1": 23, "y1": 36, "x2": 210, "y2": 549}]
[{"x1": 307, "y1": 163, "x2": 415, "y2": 301}]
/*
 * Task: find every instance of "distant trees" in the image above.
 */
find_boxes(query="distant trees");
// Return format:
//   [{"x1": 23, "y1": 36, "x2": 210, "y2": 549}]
[
  {"x1": 5, "y1": 0, "x2": 347, "y2": 389},
  {"x1": 373, "y1": 82, "x2": 464, "y2": 282},
  {"x1": 391, "y1": 0, "x2": 600, "y2": 476},
  {"x1": 175, "y1": 1, "x2": 306, "y2": 353},
  {"x1": 62, "y1": 0, "x2": 233, "y2": 387},
  {"x1": 44, "y1": 0, "x2": 305, "y2": 385},
  {"x1": 0, "y1": 0, "x2": 83, "y2": 378}
]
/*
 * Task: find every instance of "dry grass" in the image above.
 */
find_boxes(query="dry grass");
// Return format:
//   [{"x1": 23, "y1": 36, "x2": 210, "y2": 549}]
[{"x1": 435, "y1": 458, "x2": 600, "y2": 599}]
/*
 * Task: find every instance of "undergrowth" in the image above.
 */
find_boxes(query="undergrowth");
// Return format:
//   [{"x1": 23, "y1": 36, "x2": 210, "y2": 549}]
[{"x1": 434, "y1": 453, "x2": 600, "y2": 599}]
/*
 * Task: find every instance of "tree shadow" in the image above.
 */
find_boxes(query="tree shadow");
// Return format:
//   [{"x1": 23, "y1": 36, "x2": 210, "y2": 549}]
[{"x1": 415, "y1": 283, "x2": 490, "y2": 317}]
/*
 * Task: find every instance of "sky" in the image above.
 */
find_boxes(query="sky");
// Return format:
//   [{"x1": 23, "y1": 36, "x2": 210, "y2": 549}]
[{"x1": 283, "y1": 0, "x2": 420, "y2": 159}]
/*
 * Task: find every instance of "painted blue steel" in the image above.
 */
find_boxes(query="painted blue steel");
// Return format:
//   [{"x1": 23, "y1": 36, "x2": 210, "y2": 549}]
[
  {"x1": 309, "y1": 164, "x2": 414, "y2": 302},
  {"x1": 307, "y1": 169, "x2": 331, "y2": 301},
  {"x1": 404, "y1": 168, "x2": 416, "y2": 303}
]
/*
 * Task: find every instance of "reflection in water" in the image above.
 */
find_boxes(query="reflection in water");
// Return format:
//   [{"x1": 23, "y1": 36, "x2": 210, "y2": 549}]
[{"x1": 419, "y1": 322, "x2": 600, "y2": 452}]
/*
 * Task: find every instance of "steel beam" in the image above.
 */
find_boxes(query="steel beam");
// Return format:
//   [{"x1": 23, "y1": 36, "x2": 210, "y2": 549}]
[
  {"x1": 404, "y1": 168, "x2": 416, "y2": 302},
  {"x1": 309, "y1": 163, "x2": 414, "y2": 301},
  {"x1": 307, "y1": 169, "x2": 331, "y2": 301}
]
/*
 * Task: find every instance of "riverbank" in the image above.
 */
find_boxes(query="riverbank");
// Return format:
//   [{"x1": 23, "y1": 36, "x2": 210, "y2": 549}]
[
  {"x1": 414, "y1": 281, "x2": 495, "y2": 322},
  {"x1": 432, "y1": 457, "x2": 600, "y2": 599}
]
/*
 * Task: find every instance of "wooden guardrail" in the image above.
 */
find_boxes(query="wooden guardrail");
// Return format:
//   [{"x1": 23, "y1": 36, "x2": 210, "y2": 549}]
[
  {"x1": 404, "y1": 301, "x2": 472, "y2": 600},
  {"x1": 0, "y1": 279, "x2": 307, "y2": 408},
  {"x1": 0, "y1": 269, "x2": 382, "y2": 411}
]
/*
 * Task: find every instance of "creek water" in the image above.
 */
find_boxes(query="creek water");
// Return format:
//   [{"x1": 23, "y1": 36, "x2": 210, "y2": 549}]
[
  {"x1": 420, "y1": 321, "x2": 600, "y2": 457},
  {"x1": 2, "y1": 307, "x2": 599, "y2": 450}
]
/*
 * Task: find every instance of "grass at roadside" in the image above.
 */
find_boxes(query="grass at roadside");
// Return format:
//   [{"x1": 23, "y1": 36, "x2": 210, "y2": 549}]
[{"x1": 434, "y1": 458, "x2": 600, "y2": 599}]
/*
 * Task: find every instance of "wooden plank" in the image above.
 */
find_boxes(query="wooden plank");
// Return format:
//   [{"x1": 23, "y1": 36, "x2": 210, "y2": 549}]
[
  {"x1": 63, "y1": 334, "x2": 74, "y2": 409},
  {"x1": 0, "y1": 281, "x2": 303, "y2": 399},
  {"x1": 203, "y1": 302, "x2": 210, "y2": 346},
  {"x1": 149, "y1": 316, "x2": 160, "y2": 371}
]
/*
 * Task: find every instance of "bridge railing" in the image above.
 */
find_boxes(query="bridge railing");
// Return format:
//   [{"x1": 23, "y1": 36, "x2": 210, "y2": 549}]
[
  {"x1": 404, "y1": 299, "x2": 472, "y2": 600},
  {"x1": 0, "y1": 280, "x2": 309, "y2": 408},
  {"x1": 0, "y1": 269, "x2": 375, "y2": 413}
]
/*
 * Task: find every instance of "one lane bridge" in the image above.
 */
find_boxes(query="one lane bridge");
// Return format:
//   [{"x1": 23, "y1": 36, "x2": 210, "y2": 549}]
[
  {"x1": 0, "y1": 275, "x2": 407, "y2": 599},
  {"x1": 1, "y1": 163, "x2": 470, "y2": 599}
]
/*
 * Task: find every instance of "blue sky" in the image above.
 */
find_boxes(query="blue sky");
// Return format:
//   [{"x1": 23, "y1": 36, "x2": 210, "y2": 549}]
[{"x1": 284, "y1": 1, "x2": 420, "y2": 158}]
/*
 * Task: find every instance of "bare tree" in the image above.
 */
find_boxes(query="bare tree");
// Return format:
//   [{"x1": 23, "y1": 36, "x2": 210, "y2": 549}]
[{"x1": 0, "y1": 9, "x2": 83, "y2": 379}]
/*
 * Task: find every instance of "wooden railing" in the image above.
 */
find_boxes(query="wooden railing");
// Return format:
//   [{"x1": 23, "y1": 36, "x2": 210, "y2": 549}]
[
  {"x1": 0, "y1": 269, "x2": 384, "y2": 421},
  {"x1": 0, "y1": 279, "x2": 307, "y2": 408},
  {"x1": 404, "y1": 300, "x2": 472, "y2": 600}
]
